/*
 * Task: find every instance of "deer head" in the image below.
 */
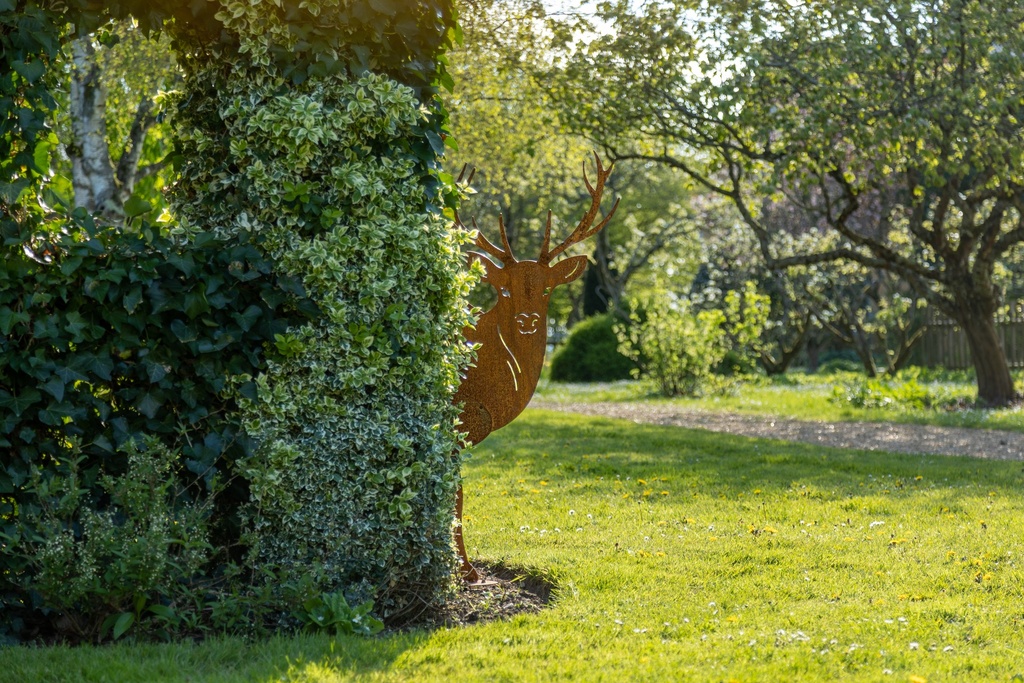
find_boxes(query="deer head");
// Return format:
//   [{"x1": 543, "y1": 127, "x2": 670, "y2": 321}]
[{"x1": 454, "y1": 153, "x2": 619, "y2": 444}]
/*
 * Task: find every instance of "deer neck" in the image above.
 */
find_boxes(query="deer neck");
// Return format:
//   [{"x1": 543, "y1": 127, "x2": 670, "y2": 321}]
[{"x1": 460, "y1": 305, "x2": 548, "y2": 430}]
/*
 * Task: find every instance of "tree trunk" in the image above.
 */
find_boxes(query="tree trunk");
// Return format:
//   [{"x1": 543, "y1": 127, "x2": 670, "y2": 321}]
[
  {"x1": 958, "y1": 307, "x2": 1017, "y2": 406},
  {"x1": 805, "y1": 335, "x2": 821, "y2": 372},
  {"x1": 69, "y1": 38, "x2": 117, "y2": 215},
  {"x1": 582, "y1": 264, "x2": 610, "y2": 316},
  {"x1": 587, "y1": 230, "x2": 623, "y2": 315},
  {"x1": 760, "y1": 313, "x2": 809, "y2": 375}
]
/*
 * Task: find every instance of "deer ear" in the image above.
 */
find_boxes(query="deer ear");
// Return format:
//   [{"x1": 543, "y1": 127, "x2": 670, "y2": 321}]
[{"x1": 547, "y1": 255, "x2": 589, "y2": 285}]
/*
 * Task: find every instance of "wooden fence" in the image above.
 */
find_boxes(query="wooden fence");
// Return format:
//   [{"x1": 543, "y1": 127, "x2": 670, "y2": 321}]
[{"x1": 916, "y1": 302, "x2": 1024, "y2": 369}]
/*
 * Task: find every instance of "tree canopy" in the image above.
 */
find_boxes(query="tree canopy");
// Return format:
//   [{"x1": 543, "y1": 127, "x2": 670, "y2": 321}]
[{"x1": 553, "y1": 0, "x2": 1024, "y2": 405}]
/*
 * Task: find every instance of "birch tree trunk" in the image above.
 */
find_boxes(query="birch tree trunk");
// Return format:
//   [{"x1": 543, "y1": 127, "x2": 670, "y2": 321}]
[
  {"x1": 67, "y1": 33, "x2": 165, "y2": 220},
  {"x1": 69, "y1": 37, "x2": 117, "y2": 215}
]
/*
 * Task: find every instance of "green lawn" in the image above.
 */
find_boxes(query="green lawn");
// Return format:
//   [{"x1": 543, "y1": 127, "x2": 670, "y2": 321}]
[
  {"x1": 533, "y1": 377, "x2": 1024, "y2": 433},
  {"x1": 5, "y1": 410, "x2": 1024, "y2": 681}
]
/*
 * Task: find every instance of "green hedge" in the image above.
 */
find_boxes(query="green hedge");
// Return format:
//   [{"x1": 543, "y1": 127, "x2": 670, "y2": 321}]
[
  {"x1": 1, "y1": 0, "x2": 470, "y2": 640},
  {"x1": 550, "y1": 314, "x2": 635, "y2": 382}
]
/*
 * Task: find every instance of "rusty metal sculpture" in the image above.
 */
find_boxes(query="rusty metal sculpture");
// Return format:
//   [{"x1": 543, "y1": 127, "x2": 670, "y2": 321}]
[{"x1": 453, "y1": 153, "x2": 619, "y2": 582}]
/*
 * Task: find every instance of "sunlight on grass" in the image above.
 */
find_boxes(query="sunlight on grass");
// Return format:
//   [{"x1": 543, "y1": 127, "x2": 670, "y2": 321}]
[
  {"x1": 534, "y1": 377, "x2": 1024, "y2": 433},
  {"x1": 4, "y1": 410, "x2": 1023, "y2": 681}
]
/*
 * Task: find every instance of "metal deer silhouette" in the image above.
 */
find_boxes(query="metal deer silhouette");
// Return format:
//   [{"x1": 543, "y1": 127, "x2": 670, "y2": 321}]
[{"x1": 453, "y1": 153, "x2": 619, "y2": 582}]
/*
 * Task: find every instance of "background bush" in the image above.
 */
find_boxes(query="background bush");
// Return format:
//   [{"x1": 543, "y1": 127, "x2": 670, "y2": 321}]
[
  {"x1": 817, "y1": 358, "x2": 864, "y2": 374},
  {"x1": 549, "y1": 314, "x2": 635, "y2": 382},
  {"x1": 619, "y1": 294, "x2": 729, "y2": 396},
  {"x1": 621, "y1": 284, "x2": 769, "y2": 396}
]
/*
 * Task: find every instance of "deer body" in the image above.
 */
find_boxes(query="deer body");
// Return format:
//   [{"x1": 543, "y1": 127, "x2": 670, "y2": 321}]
[{"x1": 452, "y1": 154, "x2": 618, "y2": 581}]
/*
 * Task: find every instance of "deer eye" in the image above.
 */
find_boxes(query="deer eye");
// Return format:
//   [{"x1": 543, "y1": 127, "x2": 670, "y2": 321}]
[
  {"x1": 543, "y1": 287, "x2": 552, "y2": 297},
  {"x1": 500, "y1": 287, "x2": 511, "y2": 298}
]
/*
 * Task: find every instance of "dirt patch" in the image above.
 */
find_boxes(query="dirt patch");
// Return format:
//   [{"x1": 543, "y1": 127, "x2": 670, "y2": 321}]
[
  {"x1": 413, "y1": 564, "x2": 553, "y2": 628},
  {"x1": 531, "y1": 400, "x2": 1024, "y2": 461}
]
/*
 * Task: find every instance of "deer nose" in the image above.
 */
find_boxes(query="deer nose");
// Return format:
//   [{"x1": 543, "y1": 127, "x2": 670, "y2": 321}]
[{"x1": 515, "y1": 313, "x2": 541, "y2": 335}]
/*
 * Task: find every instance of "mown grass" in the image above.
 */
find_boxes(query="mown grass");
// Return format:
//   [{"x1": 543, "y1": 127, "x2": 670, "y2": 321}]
[
  {"x1": 5, "y1": 410, "x2": 1024, "y2": 681},
  {"x1": 533, "y1": 376, "x2": 1024, "y2": 433}
]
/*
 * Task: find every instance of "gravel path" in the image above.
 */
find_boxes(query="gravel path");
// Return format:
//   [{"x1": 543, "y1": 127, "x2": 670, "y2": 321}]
[{"x1": 529, "y1": 400, "x2": 1024, "y2": 461}]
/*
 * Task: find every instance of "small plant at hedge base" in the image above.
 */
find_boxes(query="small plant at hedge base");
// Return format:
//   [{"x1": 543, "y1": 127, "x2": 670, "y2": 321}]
[
  {"x1": 3, "y1": 437, "x2": 212, "y2": 643},
  {"x1": 295, "y1": 593, "x2": 384, "y2": 637}
]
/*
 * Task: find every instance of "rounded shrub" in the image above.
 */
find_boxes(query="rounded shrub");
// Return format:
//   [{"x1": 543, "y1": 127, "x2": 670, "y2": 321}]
[{"x1": 549, "y1": 314, "x2": 635, "y2": 382}]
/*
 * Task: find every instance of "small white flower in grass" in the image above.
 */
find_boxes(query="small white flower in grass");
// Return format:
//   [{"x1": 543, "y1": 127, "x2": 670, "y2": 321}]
[
  {"x1": 870, "y1": 521, "x2": 885, "y2": 528},
  {"x1": 614, "y1": 619, "x2": 624, "y2": 625},
  {"x1": 943, "y1": 645, "x2": 954, "y2": 652},
  {"x1": 883, "y1": 670, "x2": 893, "y2": 675},
  {"x1": 909, "y1": 642, "x2": 919, "y2": 650},
  {"x1": 569, "y1": 509, "x2": 576, "y2": 515},
  {"x1": 576, "y1": 527, "x2": 584, "y2": 532}
]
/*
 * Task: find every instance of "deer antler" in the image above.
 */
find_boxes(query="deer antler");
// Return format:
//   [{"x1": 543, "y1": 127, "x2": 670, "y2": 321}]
[
  {"x1": 471, "y1": 214, "x2": 516, "y2": 263},
  {"x1": 453, "y1": 163, "x2": 518, "y2": 264},
  {"x1": 540, "y1": 152, "x2": 620, "y2": 264}
]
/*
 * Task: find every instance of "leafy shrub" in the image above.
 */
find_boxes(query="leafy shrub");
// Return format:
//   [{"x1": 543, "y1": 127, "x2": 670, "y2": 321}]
[
  {"x1": 172, "y1": 6, "x2": 472, "y2": 619},
  {"x1": 828, "y1": 376, "x2": 965, "y2": 411},
  {"x1": 0, "y1": 220, "x2": 314, "y2": 641},
  {"x1": 895, "y1": 365, "x2": 975, "y2": 384},
  {"x1": 549, "y1": 314, "x2": 635, "y2": 382},
  {"x1": 621, "y1": 284, "x2": 769, "y2": 396},
  {"x1": 619, "y1": 294, "x2": 729, "y2": 396},
  {"x1": 2, "y1": 437, "x2": 212, "y2": 642}
]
